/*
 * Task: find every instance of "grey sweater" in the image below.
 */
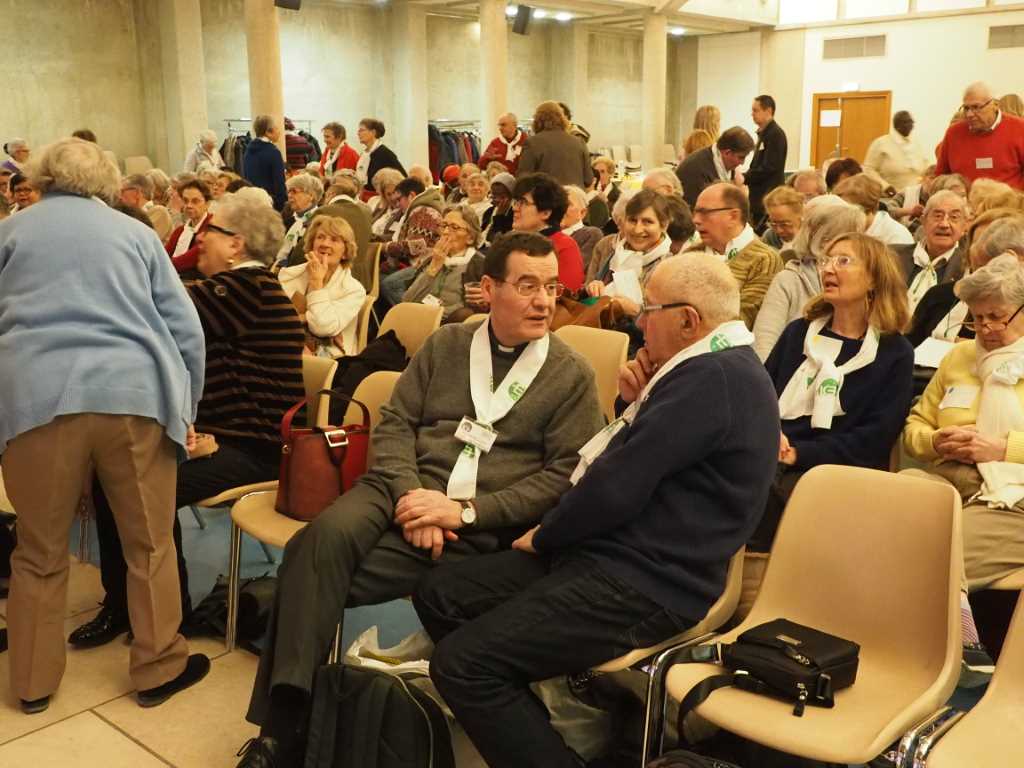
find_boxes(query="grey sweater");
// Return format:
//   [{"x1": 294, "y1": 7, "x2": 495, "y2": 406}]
[
  {"x1": 752, "y1": 251, "x2": 821, "y2": 361},
  {"x1": 370, "y1": 322, "x2": 604, "y2": 530}
]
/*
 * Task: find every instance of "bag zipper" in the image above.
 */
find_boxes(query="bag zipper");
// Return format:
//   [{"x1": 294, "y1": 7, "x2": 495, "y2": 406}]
[{"x1": 793, "y1": 683, "x2": 808, "y2": 717}]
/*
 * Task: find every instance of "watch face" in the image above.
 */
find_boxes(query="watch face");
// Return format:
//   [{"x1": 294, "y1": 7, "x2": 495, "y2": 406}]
[{"x1": 461, "y1": 504, "x2": 477, "y2": 525}]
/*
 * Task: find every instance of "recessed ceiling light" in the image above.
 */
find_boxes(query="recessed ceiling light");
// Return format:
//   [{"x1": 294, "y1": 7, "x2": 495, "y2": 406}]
[
  {"x1": 555, "y1": 11, "x2": 572, "y2": 21},
  {"x1": 505, "y1": 5, "x2": 517, "y2": 16},
  {"x1": 533, "y1": 8, "x2": 548, "y2": 18},
  {"x1": 669, "y1": 26, "x2": 686, "y2": 36}
]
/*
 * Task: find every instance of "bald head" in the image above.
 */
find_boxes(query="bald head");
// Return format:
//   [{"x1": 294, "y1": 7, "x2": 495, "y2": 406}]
[
  {"x1": 651, "y1": 253, "x2": 740, "y2": 326},
  {"x1": 497, "y1": 113, "x2": 519, "y2": 140},
  {"x1": 964, "y1": 81, "x2": 993, "y2": 103}
]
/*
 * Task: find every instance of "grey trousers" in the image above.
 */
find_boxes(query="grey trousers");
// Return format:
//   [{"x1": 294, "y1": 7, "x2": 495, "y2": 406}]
[{"x1": 245, "y1": 477, "x2": 496, "y2": 724}]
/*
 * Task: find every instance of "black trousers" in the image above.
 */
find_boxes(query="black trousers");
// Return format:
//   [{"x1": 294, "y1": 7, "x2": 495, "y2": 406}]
[
  {"x1": 93, "y1": 437, "x2": 280, "y2": 616},
  {"x1": 413, "y1": 550, "x2": 692, "y2": 768},
  {"x1": 245, "y1": 478, "x2": 499, "y2": 726}
]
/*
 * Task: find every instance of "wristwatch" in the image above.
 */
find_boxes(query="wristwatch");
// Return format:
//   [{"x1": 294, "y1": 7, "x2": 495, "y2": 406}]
[{"x1": 460, "y1": 500, "x2": 477, "y2": 528}]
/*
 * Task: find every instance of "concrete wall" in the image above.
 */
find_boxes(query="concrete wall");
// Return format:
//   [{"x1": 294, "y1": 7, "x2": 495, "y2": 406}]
[{"x1": 759, "y1": 27, "x2": 805, "y2": 169}]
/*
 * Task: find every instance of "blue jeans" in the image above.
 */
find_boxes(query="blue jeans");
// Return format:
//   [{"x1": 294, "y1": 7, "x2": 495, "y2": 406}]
[{"x1": 380, "y1": 266, "x2": 417, "y2": 308}]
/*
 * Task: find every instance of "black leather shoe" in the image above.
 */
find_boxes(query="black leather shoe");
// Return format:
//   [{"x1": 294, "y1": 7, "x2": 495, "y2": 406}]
[
  {"x1": 137, "y1": 653, "x2": 211, "y2": 707},
  {"x1": 235, "y1": 736, "x2": 293, "y2": 768},
  {"x1": 68, "y1": 606, "x2": 130, "y2": 648},
  {"x1": 20, "y1": 695, "x2": 50, "y2": 714}
]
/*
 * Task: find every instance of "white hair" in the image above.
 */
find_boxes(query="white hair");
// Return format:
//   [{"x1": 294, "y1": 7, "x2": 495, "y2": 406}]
[
  {"x1": 26, "y1": 137, "x2": 120, "y2": 202},
  {"x1": 286, "y1": 172, "x2": 324, "y2": 201},
  {"x1": 643, "y1": 168, "x2": 683, "y2": 195},
  {"x1": 4, "y1": 138, "x2": 28, "y2": 155},
  {"x1": 611, "y1": 188, "x2": 637, "y2": 226},
  {"x1": 654, "y1": 252, "x2": 740, "y2": 326},
  {"x1": 564, "y1": 185, "x2": 588, "y2": 211},
  {"x1": 923, "y1": 189, "x2": 968, "y2": 218},
  {"x1": 957, "y1": 253, "x2": 1024, "y2": 306},
  {"x1": 792, "y1": 198, "x2": 866, "y2": 260},
  {"x1": 231, "y1": 186, "x2": 274, "y2": 209},
  {"x1": 215, "y1": 192, "x2": 286, "y2": 266},
  {"x1": 198, "y1": 129, "x2": 218, "y2": 147}
]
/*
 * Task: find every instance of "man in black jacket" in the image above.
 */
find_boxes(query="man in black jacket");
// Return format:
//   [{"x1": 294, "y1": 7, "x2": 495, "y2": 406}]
[
  {"x1": 676, "y1": 127, "x2": 754, "y2": 208},
  {"x1": 414, "y1": 253, "x2": 780, "y2": 768},
  {"x1": 745, "y1": 95, "x2": 788, "y2": 229}
]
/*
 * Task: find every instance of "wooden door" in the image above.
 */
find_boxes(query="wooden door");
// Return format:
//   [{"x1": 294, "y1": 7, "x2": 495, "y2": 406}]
[{"x1": 811, "y1": 91, "x2": 892, "y2": 168}]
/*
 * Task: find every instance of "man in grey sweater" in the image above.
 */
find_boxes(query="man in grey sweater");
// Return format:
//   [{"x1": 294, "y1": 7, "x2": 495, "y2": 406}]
[{"x1": 238, "y1": 231, "x2": 604, "y2": 768}]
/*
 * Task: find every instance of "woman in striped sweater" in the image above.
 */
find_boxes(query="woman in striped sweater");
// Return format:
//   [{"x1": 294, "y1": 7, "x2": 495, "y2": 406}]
[{"x1": 71, "y1": 193, "x2": 307, "y2": 649}]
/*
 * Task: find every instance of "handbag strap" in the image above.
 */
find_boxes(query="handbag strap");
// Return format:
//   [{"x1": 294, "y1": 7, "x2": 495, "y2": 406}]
[
  {"x1": 278, "y1": 390, "x2": 372, "y2": 442},
  {"x1": 317, "y1": 388, "x2": 371, "y2": 428}
]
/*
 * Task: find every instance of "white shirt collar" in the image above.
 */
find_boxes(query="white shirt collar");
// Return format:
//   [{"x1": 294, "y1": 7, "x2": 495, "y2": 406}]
[
  {"x1": 711, "y1": 145, "x2": 731, "y2": 182},
  {"x1": 328, "y1": 194, "x2": 356, "y2": 205},
  {"x1": 711, "y1": 224, "x2": 755, "y2": 259},
  {"x1": 561, "y1": 221, "x2": 584, "y2": 236},
  {"x1": 232, "y1": 259, "x2": 264, "y2": 270}
]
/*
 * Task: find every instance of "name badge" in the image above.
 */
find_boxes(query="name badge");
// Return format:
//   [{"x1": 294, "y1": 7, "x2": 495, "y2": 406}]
[
  {"x1": 976, "y1": 157, "x2": 994, "y2": 170},
  {"x1": 455, "y1": 417, "x2": 497, "y2": 453},
  {"x1": 422, "y1": 294, "x2": 442, "y2": 307},
  {"x1": 939, "y1": 385, "x2": 978, "y2": 410}
]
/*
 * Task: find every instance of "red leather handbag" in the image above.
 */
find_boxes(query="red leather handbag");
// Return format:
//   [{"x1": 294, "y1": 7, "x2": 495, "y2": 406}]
[{"x1": 275, "y1": 389, "x2": 371, "y2": 522}]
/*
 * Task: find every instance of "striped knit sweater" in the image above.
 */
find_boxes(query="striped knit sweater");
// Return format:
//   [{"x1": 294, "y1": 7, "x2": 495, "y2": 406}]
[
  {"x1": 187, "y1": 266, "x2": 305, "y2": 444},
  {"x1": 727, "y1": 238, "x2": 783, "y2": 329}
]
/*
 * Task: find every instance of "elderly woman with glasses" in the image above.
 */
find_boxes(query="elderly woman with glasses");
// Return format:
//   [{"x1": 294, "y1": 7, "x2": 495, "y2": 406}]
[
  {"x1": 402, "y1": 205, "x2": 484, "y2": 321},
  {"x1": 276, "y1": 172, "x2": 325, "y2": 268},
  {"x1": 903, "y1": 254, "x2": 1024, "y2": 665},
  {"x1": 752, "y1": 233, "x2": 913, "y2": 553}
]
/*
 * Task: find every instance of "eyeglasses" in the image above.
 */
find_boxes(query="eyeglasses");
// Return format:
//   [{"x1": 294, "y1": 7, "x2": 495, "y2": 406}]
[
  {"x1": 205, "y1": 222, "x2": 238, "y2": 237},
  {"x1": 927, "y1": 210, "x2": 966, "y2": 224},
  {"x1": 512, "y1": 197, "x2": 537, "y2": 209},
  {"x1": 768, "y1": 219, "x2": 798, "y2": 230},
  {"x1": 962, "y1": 99, "x2": 994, "y2": 114},
  {"x1": 637, "y1": 301, "x2": 697, "y2": 320},
  {"x1": 962, "y1": 304, "x2": 1024, "y2": 332},
  {"x1": 815, "y1": 254, "x2": 859, "y2": 270},
  {"x1": 692, "y1": 206, "x2": 738, "y2": 217},
  {"x1": 493, "y1": 279, "x2": 564, "y2": 298},
  {"x1": 440, "y1": 223, "x2": 469, "y2": 233}
]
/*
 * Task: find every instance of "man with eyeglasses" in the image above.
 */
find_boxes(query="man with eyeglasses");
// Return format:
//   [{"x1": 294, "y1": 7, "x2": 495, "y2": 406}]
[
  {"x1": 236, "y1": 231, "x2": 604, "y2": 767},
  {"x1": 413, "y1": 253, "x2": 779, "y2": 768},
  {"x1": 891, "y1": 190, "x2": 969, "y2": 312},
  {"x1": 937, "y1": 81, "x2": 1024, "y2": 190},
  {"x1": 687, "y1": 181, "x2": 783, "y2": 328}
]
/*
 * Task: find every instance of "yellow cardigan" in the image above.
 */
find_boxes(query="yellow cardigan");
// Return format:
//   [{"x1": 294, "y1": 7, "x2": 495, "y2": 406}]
[{"x1": 903, "y1": 340, "x2": 1024, "y2": 464}]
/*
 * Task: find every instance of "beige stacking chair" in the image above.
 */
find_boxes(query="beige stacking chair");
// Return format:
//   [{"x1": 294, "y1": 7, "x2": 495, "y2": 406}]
[
  {"x1": 377, "y1": 302, "x2": 443, "y2": 358},
  {"x1": 553, "y1": 326, "x2": 629, "y2": 423},
  {"x1": 462, "y1": 313, "x2": 488, "y2": 324},
  {"x1": 645, "y1": 465, "x2": 963, "y2": 765},
  {"x1": 354, "y1": 294, "x2": 376, "y2": 354},
  {"x1": 919, "y1": 594, "x2": 1024, "y2": 767},
  {"x1": 224, "y1": 370, "x2": 400, "y2": 650}
]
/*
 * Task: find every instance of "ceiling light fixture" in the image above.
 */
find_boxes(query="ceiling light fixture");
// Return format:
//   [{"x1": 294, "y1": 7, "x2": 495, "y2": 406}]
[
  {"x1": 555, "y1": 11, "x2": 572, "y2": 21},
  {"x1": 669, "y1": 26, "x2": 685, "y2": 36},
  {"x1": 506, "y1": 5, "x2": 518, "y2": 16},
  {"x1": 533, "y1": 8, "x2": 548, "y2": 18}
]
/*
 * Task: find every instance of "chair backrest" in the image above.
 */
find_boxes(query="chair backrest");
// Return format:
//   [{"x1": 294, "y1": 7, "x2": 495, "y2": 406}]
[
  {"x1": 354, "y1": 294, "x2": 376, "y2": 354},
  {"x1": 369, "y1": 243, "x2": 382, "y2": 299},
  {"x1": 661, "y1": 143, "x2": 677, "y2": 164},
  {"x1": 378, "y1": 303, "x2": 443, "y2": 358},
  {"x1": 302, "y1": 355, "x2": 339, "y2": 428},
  {"x1": 629, "y1": 144, "x2": 644, "y2": 164},
  {"x1": 749, "y1": 465, "x2": 962, "y2": 685},
  {"x1": 611, "y1": 145, "x2": 627, "y2": 164},
  {"x1": 462, "y1": 313, "x2": 488, "y2": 324},
  {"x1": 554, "y1": 325, "x2": 629, "y2": 422},
  {"x1": 345, "y1": 370, "x2": 401, "y2": 465}
]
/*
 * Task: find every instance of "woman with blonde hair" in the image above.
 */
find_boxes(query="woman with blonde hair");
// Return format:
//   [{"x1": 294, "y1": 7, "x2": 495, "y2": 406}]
[
  {"x1": 680, "y1": 128, "x2": 714, "y2": 161},
  {"x1": 752, "y1": 232, "x2": 914, "y2": 551},
  {"x1": 998, "y1": 93, "x2": 1024, "y2": 118},
  {"x1": 517, "y1": 100, "x2": 593, "y2": 188},
  {"x1": 278, "y1": 215, "x2": 367, "y2": 357},
  {"x1": 969, "y1": 178, "x2": 1021, "y2": 216},
  {"x1": 692, "y1": 105, "x2": 721, "y2": 140}
]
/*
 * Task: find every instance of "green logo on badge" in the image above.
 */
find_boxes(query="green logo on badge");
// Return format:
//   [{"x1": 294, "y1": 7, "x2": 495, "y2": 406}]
[
  {"x1": 462, "y1": 444, "x2": 476, "y2": 457},
  {"x1": 819, "y1": 378, "x2": 839, "y2": 396},
  {"x1": 508, "y1": 382, "x2": 526, "y2": 401},
  {"x1": 709, "y1": 333, "x2": 732, "y2": 352}
]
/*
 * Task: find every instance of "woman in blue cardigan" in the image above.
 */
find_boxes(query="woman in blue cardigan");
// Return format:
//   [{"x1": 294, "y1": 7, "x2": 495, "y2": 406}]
[
  {"x1": 752, "y1": 232, "x2": 914, "y2": 551},
  {"x1": 0, "y1": 138, "x2": 210, "y2": 713}
]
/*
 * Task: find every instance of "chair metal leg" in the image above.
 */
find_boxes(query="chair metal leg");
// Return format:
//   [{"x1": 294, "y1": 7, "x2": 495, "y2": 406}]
[
  {"x1": 226, "y1": 522, "x2": 242, "y2": 652},
  {"x1": 259, "y1": 540, "x2": 275, "y2": 564},
  {"x1": 895, "y1": 707, "x2": 956, "y2": 768},
  {"x1": 911, "y1": 710, "x2": 965, "y2": 768},
  {"x1": 190, "y1": 505, "x2": 207, "y2": 530}
]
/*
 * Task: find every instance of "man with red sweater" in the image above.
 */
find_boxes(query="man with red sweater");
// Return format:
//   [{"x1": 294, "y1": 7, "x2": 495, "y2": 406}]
[
  {"x1": 512, "y1": 173, "x2": 584, "y2": 293},
  {"x1": 479, "y1": 113, "x2": 528, "y2": 175},
  {"x1": 937, "y1": 81, "x2": 1024, "y2": 190}
]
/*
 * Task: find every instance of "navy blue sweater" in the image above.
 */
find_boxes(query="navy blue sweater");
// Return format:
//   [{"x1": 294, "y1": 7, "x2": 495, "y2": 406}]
[
  {"x1": 532, "y1": 346, "x2": 780, "y2": 621},
  {"x1": 243, "y1": 139, "x2": 287, "y2": 210},
  {"x1": 765, "y1": 318, "x2": 914, "y2": 471}
]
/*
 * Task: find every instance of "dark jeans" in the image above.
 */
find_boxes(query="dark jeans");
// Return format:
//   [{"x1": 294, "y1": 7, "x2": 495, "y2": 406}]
[
  {"x1": 94, "y1": 437, "x2": 280, "y2": 616},
  {"x1": 747, "y1": 464, "x2": 804, "y2": 553},
  {"x1": 413, "y1": 550, "x2": 692, "y2": 768}
]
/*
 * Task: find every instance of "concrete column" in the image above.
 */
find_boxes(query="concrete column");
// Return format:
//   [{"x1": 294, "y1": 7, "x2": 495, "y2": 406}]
[
  {"x1": 479, "y1": 0, "x2": 509, "y2": 140},
  {"x1": 158, "y1": 0, "x2": 209, "y2": 171},
  {"x1": 244, "y1": 0, "x2": 286, "y2": 156},
  {"x1": 641, "y1": 12, "x2": 668, "y2": 171},
  {"x1": 391, "y1": 1, "x2": 429, "y2": 167},
  {"x1": 568, "y1": 24, "x2": 589, "y2": 136}
]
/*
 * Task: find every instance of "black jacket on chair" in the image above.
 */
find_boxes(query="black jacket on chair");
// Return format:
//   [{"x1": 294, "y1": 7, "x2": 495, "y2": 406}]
[{"x1": 745, "y1": 120, "x2": 788, "y2": 224}]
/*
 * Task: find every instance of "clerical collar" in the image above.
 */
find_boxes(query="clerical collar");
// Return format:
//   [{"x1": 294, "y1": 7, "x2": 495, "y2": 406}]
[{"x1": 488, "y1": 323, "x2": 528, "y2": 359}]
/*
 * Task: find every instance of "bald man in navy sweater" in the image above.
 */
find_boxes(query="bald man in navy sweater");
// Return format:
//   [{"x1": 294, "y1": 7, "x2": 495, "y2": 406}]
[{"x1": 414, "y1": 253, "x2": 780, "y2": 768}]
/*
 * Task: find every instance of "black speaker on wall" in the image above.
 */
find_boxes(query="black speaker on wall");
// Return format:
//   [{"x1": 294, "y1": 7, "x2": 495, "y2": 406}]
[
  {"x1": 513, "y1": 5, "x2": 533, "y2": 35},
  {"x1": 275, "y1": 0, "x2": 302, "y2": 9}
]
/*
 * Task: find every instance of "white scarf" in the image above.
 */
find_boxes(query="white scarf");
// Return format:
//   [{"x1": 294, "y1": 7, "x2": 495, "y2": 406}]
[
  {"x1": 446, "y1": 319, "x2": 550, "y2": 499},
  {"x1": 908, "y1": 243, "x2": 956, "y2": 313},
  {"x1": 570, "y1": 321, "x2": 754, "y2": 484},
  {"x1": 777, "y1": 315, "x2": 880, "y2": 429},
  {"x1": 498, "y1": 131, "x2": 524, "y2": 163},
  {"x1": 712, "y1": 145, "x2": 731, "y2": 182},
  {"x1": 444, "y1": 247, "x2": 476, "y2": 268},
  {"x1": 605, "y1": 235, "x2": 673, "y2": 304},
  {"x1": 933, "y1": 300, "x2": 970, "y2": 341},
  {"x1": 172, "y1": 213, "x2": 208, "y2": 259},
  {"x1": 277, "y1": 206, "x2": 318, "y2": 263},
  {"x1": 356, "y1": 140, "x2": 381, "y2": 185},
  {"x1": 973, "y1": 336, "x2": 1024, "y2": 508}
]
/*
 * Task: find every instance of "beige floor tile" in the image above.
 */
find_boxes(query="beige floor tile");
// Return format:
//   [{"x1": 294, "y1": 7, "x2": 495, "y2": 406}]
[
  {"x1": 0, "y1": 610, "x2": 226, "y2": 745},
  {"x1": 96, "y1": 649, "x2": 259, "y2": 768},
  {"x1": 0, "y1": 711, "x2": 168, "y2": 767}
]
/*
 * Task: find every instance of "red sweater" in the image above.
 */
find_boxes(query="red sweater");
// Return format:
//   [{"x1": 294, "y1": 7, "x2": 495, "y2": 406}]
[
  {"x1": 936, "y1": 114, "x2": 1024, "y2": 190},
  {"x1": 547, "y1": 230, "x2": 584, "y2": 292},
  {"x1": 478, "y1": 133, "x2": 528, "y2": 175},
  {"x1": 319, "y1": 143, "x2": 359, "y2": 175}
]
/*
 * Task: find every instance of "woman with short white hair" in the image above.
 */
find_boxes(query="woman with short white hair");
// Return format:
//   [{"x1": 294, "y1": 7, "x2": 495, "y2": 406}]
[
  {"x1": 277, "y1": 173, "x2": 325, "y2": 267},
  {"x1": 561, "y1": 185, "x2": 603, "y2": 268},
  {"x1": 183, "y1": 129, "x2": 224, "y2": 172},
  {"x1": 2, "y1": 138, "x2": 29, "y2": 174},
  {"x1": 1, "y1": 137, "x2": 210, "y2": 712}
]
